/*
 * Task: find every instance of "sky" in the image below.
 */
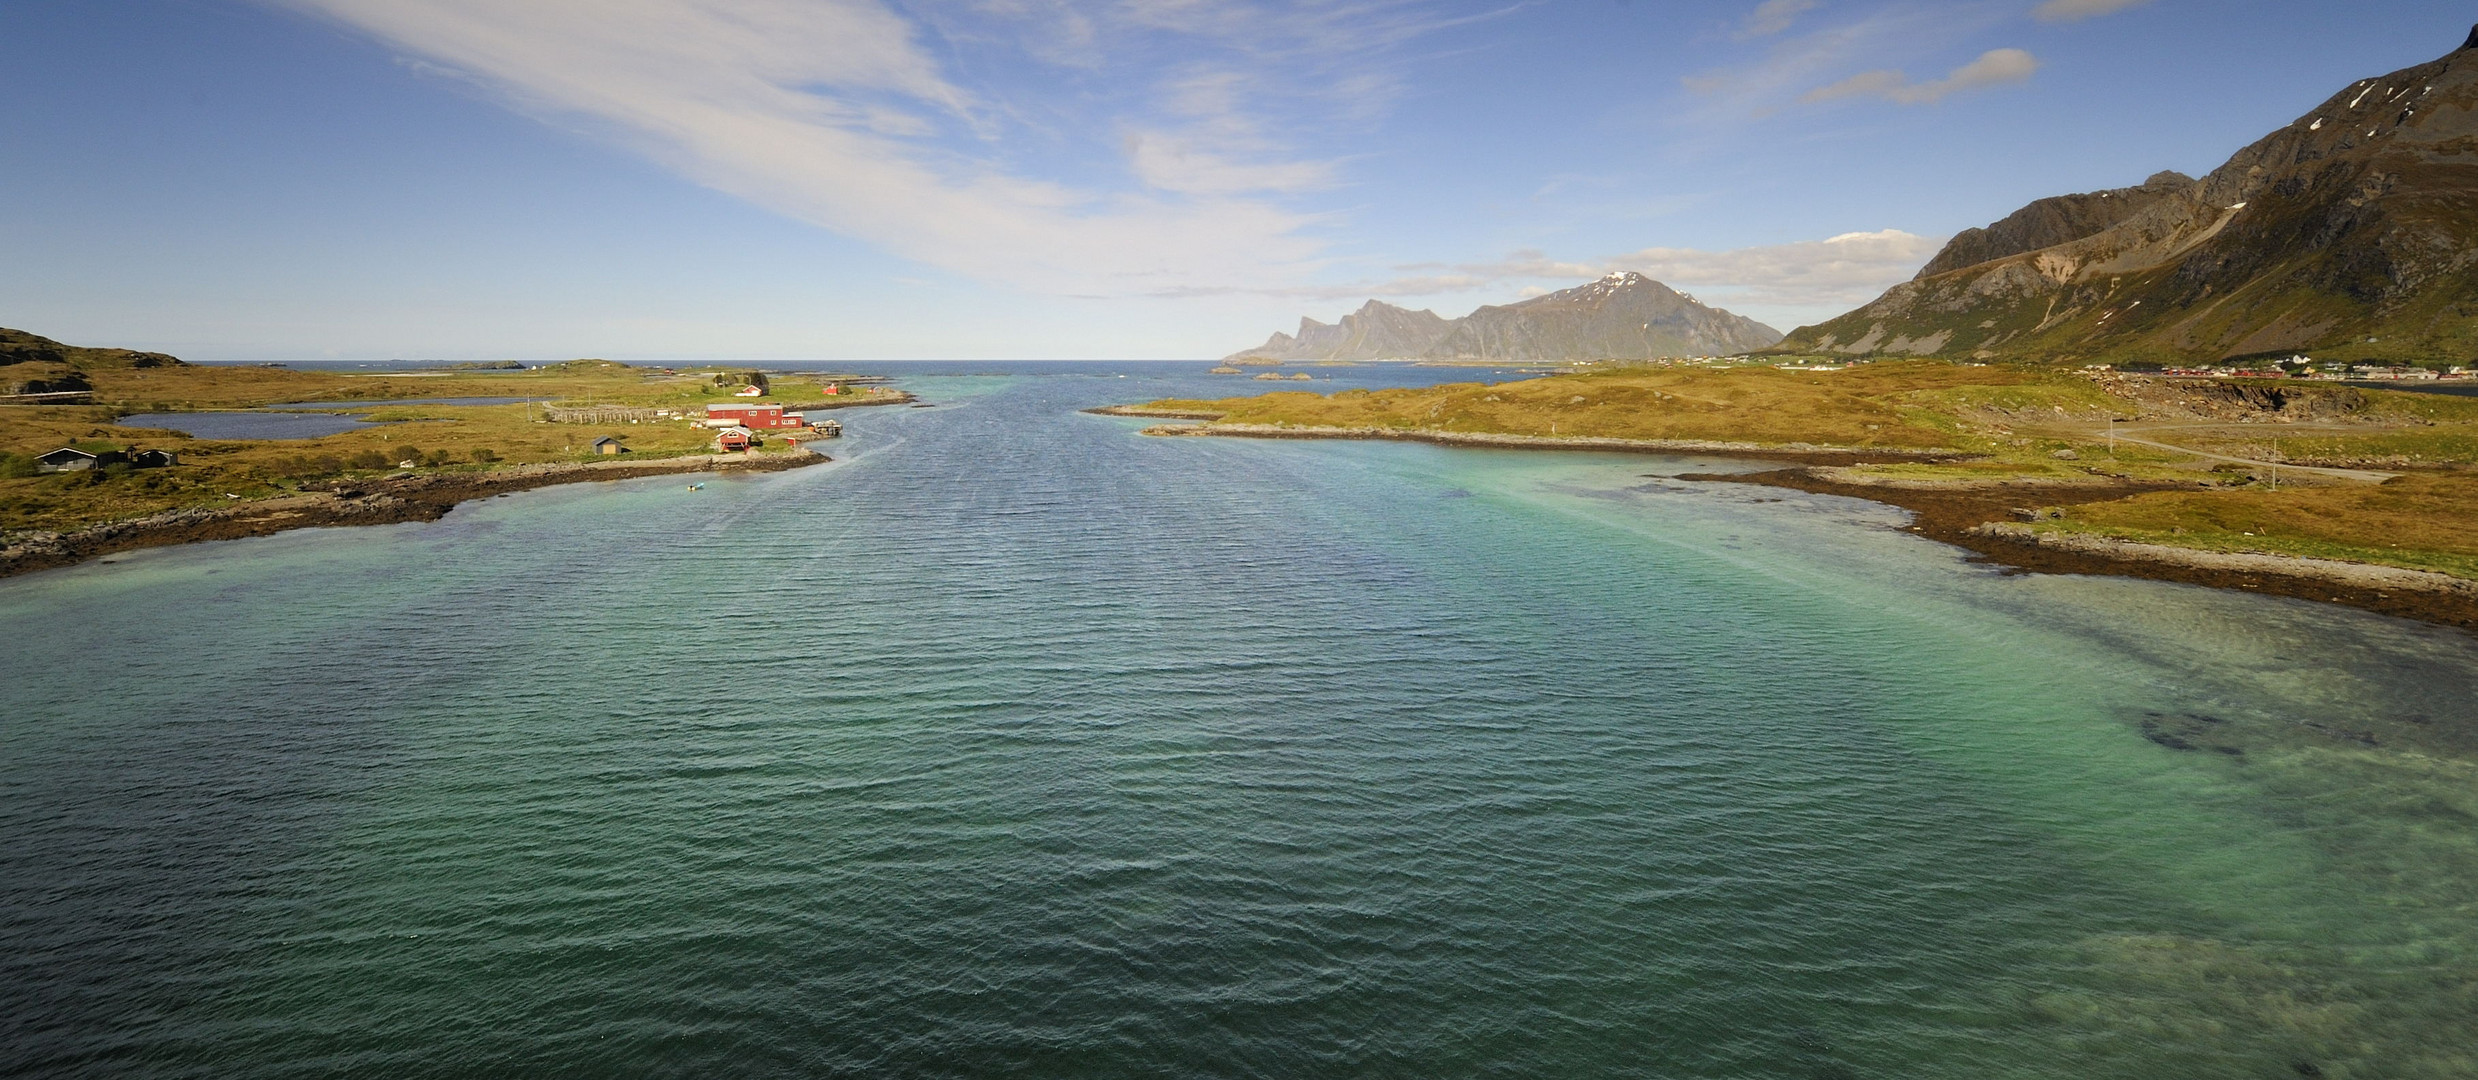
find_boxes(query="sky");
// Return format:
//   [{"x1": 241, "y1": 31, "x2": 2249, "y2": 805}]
[{"x1": 3, "y1": 0, "x2": 2471, "y2": 360}]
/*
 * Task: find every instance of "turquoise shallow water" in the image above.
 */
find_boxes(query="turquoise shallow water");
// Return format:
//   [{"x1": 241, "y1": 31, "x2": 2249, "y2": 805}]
[{"x1": 5, "y1": 363, "x2": 2476, "y2": 1078}]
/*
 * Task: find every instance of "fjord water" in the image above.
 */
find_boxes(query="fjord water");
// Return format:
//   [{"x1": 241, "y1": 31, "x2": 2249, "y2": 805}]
[{"x1": 5, "y1": 364, "x2": 2476, "y2": 1078}]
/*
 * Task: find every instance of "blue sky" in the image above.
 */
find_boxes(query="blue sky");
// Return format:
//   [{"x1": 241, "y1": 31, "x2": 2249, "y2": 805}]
[{"x1": 3, "y1": 0, "x2": 2470, "y2": 359}]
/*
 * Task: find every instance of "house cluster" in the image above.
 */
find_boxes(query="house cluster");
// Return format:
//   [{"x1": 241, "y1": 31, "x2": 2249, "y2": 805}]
[
  {"x1": 2143, "y1": 358, "x2": 2474, "y2": 381},
  {"x1": 35, "y1": 447, "x2": 177, "y2": 473},
  {"x1": 700, "y1": 402, "x2": 842, "y2": 452}
]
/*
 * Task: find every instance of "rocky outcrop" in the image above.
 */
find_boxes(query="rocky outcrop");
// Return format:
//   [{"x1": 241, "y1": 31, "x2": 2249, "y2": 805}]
[
  {"x1": 1778, "y1": 27, "x2": 2478, "y2": 367},
  {"x1": 1915, "y1": 171, "x2": 2194, "y2": 279},
  {"x1": 1230, "y1": 300, "x2": 1454, "y2": 361},
  {"x1": 1229, "y1": 274, "x2": 1781, "y2": 364},
  {"x1": 0, "y1": 327, "x2": 184, "y2": 370},
  {"x1": 1425, "y1": 273, "x2": 1782, "y2": 362}
]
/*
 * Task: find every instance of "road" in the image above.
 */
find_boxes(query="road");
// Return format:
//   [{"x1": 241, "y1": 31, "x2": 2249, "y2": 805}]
[{"x1": 2096, "y1": 423, "x2": 2399, "y2": 483}]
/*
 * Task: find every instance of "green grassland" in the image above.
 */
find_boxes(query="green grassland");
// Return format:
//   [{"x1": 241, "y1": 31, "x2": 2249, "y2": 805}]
[
  {"x1": 2047, "y1": 474, "x2": 2478, "y2": 581},
  {"x1": 0, "y1": 361, "x2": 865, "y2": 534},
  {"x1": 1138, "y1": 361, "x2": 2478, "y2": 582},
  {"x1": 1138, "y1": 360, "x2": 2106, "y2": 450}
]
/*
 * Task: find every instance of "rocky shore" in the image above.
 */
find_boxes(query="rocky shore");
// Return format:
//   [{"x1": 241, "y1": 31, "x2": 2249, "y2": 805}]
[
  {"x1": 1697, "y1": 467, "x2": 2478, "y2": 632},
  {"x1": 0, "y1": 450, "x2": 825, "y2": 579},
  {"x1": 1103, "y1": 413, "x2": 2478, "y2": 630}
]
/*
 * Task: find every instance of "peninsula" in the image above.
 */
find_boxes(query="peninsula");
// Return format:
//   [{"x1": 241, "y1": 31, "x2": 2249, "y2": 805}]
[
  {"x1": 0, "y1": 329, "x2": 909, "y2": 576},
  {"x1": 1106, "y1": 357, "x2": 2478, "y2": 629},
  {"x1": 1104, "y1": 30, "x2": 2478, "y2": 631}
]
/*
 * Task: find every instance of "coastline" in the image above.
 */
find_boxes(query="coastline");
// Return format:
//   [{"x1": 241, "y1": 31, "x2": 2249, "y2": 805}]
[
  {"x1": 1095, "y1": 413, "x2": 1962, "y2": 465},
  {"x1": 0, "y1": 450, "x2": 826, "y2": 580},
  {"x1": 1694, "y1": 467, "x2": 2478, "y2": 632},
  {"x1": 1100, "y1": 414, "x2": 2478, "y2": 631}
]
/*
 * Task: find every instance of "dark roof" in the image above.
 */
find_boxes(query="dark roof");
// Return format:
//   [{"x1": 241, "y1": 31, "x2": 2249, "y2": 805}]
[{"x1": 592, "y1": 436, "x2": 624, "y2": 445}]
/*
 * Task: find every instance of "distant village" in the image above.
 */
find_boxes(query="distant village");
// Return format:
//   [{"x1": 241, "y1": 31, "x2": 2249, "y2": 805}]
[
  {"x1": 31, "y1": 375, "x2": 867, "y2": 475},
  {"x1": 535, "y1": 375, "x2": 867, "y2": 455}
]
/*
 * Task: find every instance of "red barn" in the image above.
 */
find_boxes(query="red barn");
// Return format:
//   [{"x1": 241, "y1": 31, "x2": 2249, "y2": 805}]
[{"x1": 705, "y1": 402, "x2": 798, "y2": 429}]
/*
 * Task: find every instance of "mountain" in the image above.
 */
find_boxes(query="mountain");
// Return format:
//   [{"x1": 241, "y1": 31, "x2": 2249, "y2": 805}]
[
  {"x1": 1777, "y1": 27, "x2": 2478, "y2": 366},
  {"x1": 0, "y1": 327, "x2": 184, "y2": 370},
  {"x1": 1912, "y1": 170, "x2": 2195, "y2": 279},
  {"x1": 1228, "y1": 273, "x2": 1782, "y2": 363},
  {"x1": 1424, "y1": 273, "x2": 1782, "y2": 362},
  {"x1": 1232, "y1": 300, "x2": 1454, "y2": 361}
]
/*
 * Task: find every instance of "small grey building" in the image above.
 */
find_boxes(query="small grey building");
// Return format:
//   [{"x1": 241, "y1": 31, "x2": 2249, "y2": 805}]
[{"x1": 37, "y1": 447, "x2": 126, "y2": 473}]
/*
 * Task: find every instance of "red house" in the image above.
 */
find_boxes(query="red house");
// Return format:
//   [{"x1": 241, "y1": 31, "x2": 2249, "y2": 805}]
[{"x1": 706, "y1": 402, "x2": 792, "y2": 428}]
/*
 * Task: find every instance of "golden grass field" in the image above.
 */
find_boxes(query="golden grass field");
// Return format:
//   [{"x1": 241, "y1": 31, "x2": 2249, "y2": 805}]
[
  {"x1": 0, "y1": 361, "x2": 893, "y2": 533},
  {"x1": 1142, "y1": 361, "x2": 2478, "y2": 582}
]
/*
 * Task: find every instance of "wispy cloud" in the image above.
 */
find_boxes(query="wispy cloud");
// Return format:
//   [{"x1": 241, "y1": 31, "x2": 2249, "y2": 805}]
[
  {"x1": 2031, "y1": 0, "x2": 2153, "y2": 22},
  {"x1": 1466, "y1": 229, "x2": 1945, "y2": 310},
  {"x1": 1173, "y1": 229, "x2": 1944, "y2": 322},
  {"x1": 1679, "y1": 3, "x2": 2021, "y2": 121},
  {"x1": 1801, "y1": 47, "x2": 2038, "y2": 105},
  {"x1": 1737, "y1": 0, "x2": 1819, "y2": 39},
  {"x1": 268, "y1": 0, "x2": 1447, "y2": 296}
]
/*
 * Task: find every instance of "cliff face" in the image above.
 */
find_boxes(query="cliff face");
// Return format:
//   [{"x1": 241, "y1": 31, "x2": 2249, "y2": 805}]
[
  {"x1": 1778, "y1": 29, "x2": 2478, "y2": 366},
  {"x1": 1914, "y1": 171, "x2": 2194, "y2": 279},
  {"x1": 1424, "y1": 273, "x2": 1781, "y2": 362},
  {"x1": 1230, "y1": 274, "x2": 1781, "y2": 363},
  {"x1": 1235, "y1": 300, "x2": 1455, "y2": 361}
]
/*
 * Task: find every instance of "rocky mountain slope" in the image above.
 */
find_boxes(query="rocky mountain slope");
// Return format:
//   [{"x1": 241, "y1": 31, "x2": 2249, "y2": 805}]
[
  {"x1": 1913, "y1": 171, "x2": 2195, "y2": 279},
  {"x1": 1778, "y1": 27, "x2": 2478, "y2": 367},
  {"x1": 1234, "y1": 300, "x2": 1454, "y2": 361},
  {"x1": 1230, "y1": 273, "x2": 1781, "y2": 363}
]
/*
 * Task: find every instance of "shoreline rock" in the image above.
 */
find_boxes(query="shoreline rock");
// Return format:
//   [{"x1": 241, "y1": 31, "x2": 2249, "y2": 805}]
[
  {"x1": 1701, "y1": 468, "x2": 2478, "y2": 632},
  {"x1": 0, "y1": 451, "x2": 826, "y2": 579},
  {"x1": 1104, "y1": 415, "x2": 2478, "y2": 631}
]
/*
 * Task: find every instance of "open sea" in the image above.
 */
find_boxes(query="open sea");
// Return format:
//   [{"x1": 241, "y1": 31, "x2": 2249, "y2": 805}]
[{"x1": 5, "y1": 362, "x2": 2476, "y2": 1078}]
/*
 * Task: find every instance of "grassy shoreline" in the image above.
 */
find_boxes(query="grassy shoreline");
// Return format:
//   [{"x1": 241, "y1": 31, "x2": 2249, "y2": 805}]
[
  {"x1": 0, "y1": 450, "x2": 827, "y2": 579},
  {"x1": 1, "y1": 354, "x2": 905, "y2": 572},
  {"x1": 1116, "y1": 360, "x2": 2478, "y2": 628}
]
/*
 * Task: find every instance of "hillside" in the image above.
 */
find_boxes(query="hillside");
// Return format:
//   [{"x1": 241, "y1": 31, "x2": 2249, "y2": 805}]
[
  {"x1": 1230, "y1": 273, "x2": 1781, "y2": 363},
  {"x1": 1778, "y1": 27, "x2": 2478, "y2": 367},
  {"x1": 1, "y1": 327, "x2": 185, "y2": 370}
]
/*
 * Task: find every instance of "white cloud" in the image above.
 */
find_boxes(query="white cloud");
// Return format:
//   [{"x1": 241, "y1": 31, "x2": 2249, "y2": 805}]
[
  {"x1": 1179, "y1": 229, "x2": 1945, "y2": 323},
  {"x1": 1738, "y1": 0, "x2": 1819, "y2": 39},
  {"x1": 1600, "y1": 229, "x2": 1945, "y2": 307},
  {"x1": 2031, "y1": 0, "x2": 2153, "y2": 22},
  {"x1": 1679, "y1": 4, "x2": 2017, "y2": 122},
  {"x1": 1801, "y1": 47, "x2": 2039, "y2": 105},
  {"x1": 1125, "y1": 132, "x2": 1338, "y2": 195},
  {"x1": 269, "y1": 0, "x2": 1379, "y2": 296}
]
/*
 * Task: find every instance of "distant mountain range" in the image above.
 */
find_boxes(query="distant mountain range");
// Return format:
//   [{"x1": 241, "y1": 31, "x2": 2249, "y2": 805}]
[
  {"x1": 1777, "y1": 25, "x2": 2478, "y2": 366},
  {"x1": 1230, "y1": 273, "x2": 1782, "y2": 363}
]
